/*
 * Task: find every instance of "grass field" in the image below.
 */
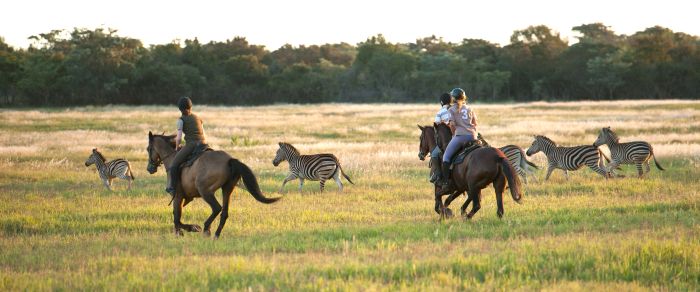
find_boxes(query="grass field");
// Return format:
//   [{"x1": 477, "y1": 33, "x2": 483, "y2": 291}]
[{"x1": 1, "y1": 100, "x2": 699, "y2": 291}]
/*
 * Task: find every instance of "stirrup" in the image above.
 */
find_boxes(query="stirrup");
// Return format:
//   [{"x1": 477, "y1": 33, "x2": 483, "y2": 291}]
[{"x1": 165, "y1": 186, "x2": 176, "y2": 196}]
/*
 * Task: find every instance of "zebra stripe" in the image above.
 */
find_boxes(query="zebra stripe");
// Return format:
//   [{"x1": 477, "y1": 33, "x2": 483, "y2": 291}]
[
  {"x1": 272, "y1": 142, "x2": 353, "y2": 192},
  {"x1": 499, "y1": 145, "x2": 538, "y2": 184},
  {"x1": 526, "y1": 135, "x2": 609, "y2": 180},
  {"x1": 593, "y1": 127, "x2": 664, "y2": 177},
  {"x1": 85, "y1": 149, "x2": 134, "y2": 191}
]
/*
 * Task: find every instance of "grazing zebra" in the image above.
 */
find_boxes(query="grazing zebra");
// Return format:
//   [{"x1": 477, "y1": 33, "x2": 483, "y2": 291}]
[
  {"x1": 526, "y1": 135, "x2": 609, "y2": 180},
  {"x1": 499, "y1": 145, "x2": 539, "y2": 184},
  {"x1": 85, "y1": 148, "x2": 135, "y2": 191},
  {"x1": 272, "y1": 142, "x2": 354, "y2": 193},
  {"x1": 593, "y1": 127, "x2": 664, "y2": 178}
]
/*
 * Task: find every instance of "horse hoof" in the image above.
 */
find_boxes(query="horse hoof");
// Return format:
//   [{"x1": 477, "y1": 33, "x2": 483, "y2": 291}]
[
  {"x1": 174, "y1": 229, "x2": 184, "y2": 237},
  {"x1": 203, "y1": 230, "x2": 211, "y2": 237},
  {"x1": 444, "y1": 208, "x2": 454, "y2": 218}
]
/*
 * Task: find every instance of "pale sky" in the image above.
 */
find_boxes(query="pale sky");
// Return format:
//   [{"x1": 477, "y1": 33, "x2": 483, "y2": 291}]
[{"x1": 2, "y1": 0, "x2": 698, "y2": 50}]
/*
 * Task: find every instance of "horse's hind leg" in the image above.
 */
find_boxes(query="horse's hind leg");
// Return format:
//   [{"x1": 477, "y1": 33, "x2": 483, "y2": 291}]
[
  {"x1": 460, "y1": 193, "x2": 473, "y2": 217},
  {"x1": 214, "y1": 180, "x2": 236, "y2": 238},
  {"x1": 200, "y1": 188, "x2": 221, "y2": 236},
  {"x1": 493, "y1": 174, "x2": 506, "y2": 218},
  {"x1": 466, "y1": 189, "x2": 482, "y2": 219}
]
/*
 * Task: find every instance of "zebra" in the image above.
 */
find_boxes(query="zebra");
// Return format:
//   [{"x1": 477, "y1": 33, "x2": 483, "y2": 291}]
[
  {"x1": 272, "y1": 142, "x2": 354, "y2": 193},
  {"x1": 477, "y1": 135, "x2": 538, "y2": 184},
  {"x1": 526, "y1": 135, "x2": 610, "y2": 180},
  {"x1": 499, "y1": 145, "x2": 539, "y2": 184},
  {"x1": 84, "y1": 148, "x2": 135, "y2": 191},
  {"x1": 593, "y1": 126, "x2": 664, "y2": 178}
]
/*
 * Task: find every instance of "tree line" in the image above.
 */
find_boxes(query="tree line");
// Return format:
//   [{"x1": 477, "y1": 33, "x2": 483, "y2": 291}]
[{"x1": 0, "y1": 23, "x2": 698, "y2": 106}]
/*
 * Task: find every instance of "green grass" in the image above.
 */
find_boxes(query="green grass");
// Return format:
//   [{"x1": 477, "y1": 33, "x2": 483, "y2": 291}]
[{"x1": 1, "y1": 101, "x2": 699, "y2": 290}]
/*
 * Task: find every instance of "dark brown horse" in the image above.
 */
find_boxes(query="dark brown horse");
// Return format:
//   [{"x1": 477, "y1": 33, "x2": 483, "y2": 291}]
[
  {"x1": 434, "y1": 123, "x2": 523, "y2": 219},
  {"x1": 417, "y1": 124, "x2": 436, "y2": 161},
  {"x1": 147, "y1": 132, "x2": 281, "y2": 238}
]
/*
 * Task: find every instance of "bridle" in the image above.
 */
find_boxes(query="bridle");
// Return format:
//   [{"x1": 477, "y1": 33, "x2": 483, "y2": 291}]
[{"x1": 147, "y1": 139, "x2": 176, "y2": 171}]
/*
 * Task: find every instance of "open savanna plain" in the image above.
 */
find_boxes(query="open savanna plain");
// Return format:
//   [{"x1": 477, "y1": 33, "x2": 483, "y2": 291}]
[{"x1": 1, "y1": 100, "x2": 699, "y2": 291}]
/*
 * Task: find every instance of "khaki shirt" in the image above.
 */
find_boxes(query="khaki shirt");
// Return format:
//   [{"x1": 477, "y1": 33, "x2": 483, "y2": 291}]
[{"x1": 448, "y1": 104, "x2": 477, "y2": 136}]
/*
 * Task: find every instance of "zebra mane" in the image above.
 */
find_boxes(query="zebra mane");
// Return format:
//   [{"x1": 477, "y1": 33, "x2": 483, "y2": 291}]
[
  {"x1": 92, "y1": 149, "x2": 107, "y2": 162},
  {"x1": 604, "y1": 127, "x2": 620, "y2": 142},
  {"x1": 279, "y1": 142, "x2": 301, "y2": 155},
  {"x1": 535, "y1": 135, "x2": 557, "y2": 146}
]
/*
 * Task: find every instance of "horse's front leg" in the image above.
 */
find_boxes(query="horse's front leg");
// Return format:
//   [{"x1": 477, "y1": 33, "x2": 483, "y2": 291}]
[{"x1": 172, "y1": 194, "x2": 184, "y2": 236}]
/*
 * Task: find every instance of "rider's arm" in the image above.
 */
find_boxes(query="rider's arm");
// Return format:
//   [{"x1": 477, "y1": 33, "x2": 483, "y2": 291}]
[{"x1": 175, "y1": 118, "x2": 184, "y2": 149}]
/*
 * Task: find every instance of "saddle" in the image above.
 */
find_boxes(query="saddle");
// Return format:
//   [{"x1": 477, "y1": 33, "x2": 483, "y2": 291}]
[
  {"x1": 450, "y1": 142, "x2": 482, "y2": 165},
  {"x1": 180, "y1": 143, "x2": 213, "y2": 168}
]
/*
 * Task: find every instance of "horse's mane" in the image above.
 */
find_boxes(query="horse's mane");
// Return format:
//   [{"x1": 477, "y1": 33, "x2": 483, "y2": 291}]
[
  {"x1": 280, "y1": 142, "x2": 301, "y2": 155},
  {"x1": 92, "y1": 149, "x2": 106, "y2": 162},
  {"x1": 155, "y1": 134, "x2": 177, "y2": 149},
  {"x1": 536, "y1": 135, "x2": 557, "y2": 146}
]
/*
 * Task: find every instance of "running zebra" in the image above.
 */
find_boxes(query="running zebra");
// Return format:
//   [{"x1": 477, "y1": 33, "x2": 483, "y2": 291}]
[
  {"x1": 526, "y1": 135, "x2": 609, "y2": 180},
  {"x1": 593, "y1": 127, "x2": 664, "y2": 178},
  {"x1": 272, "y1": 142, "x2": 354, "y2": 193},
  {"x1": 500, "y1": 145, "x2": 539, "y2": 184},
  {"x1": 477, "y1": 135, "x2": 538, "y2": 184},
  {"x1": 84, "y1": 148, "x2": 135, "y2": 191}
]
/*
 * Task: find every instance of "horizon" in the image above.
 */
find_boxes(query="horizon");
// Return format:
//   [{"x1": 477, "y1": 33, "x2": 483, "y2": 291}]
[{"x1": 2, "y1": 0, "x2": 699, "y2": 50}]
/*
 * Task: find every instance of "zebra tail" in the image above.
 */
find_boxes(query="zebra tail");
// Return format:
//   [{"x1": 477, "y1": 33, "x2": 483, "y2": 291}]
[
  {"x1": 499, "y1": 156, "x2": 523, "y2": 203},
  {"x1": 127, "y1": 161, "x2": 135, "y2": 180},
  {"x1": 651, "y1": 149, "x2": 665, "y2": 171},
  {"x1": 338, "y1": 163, "x2": 354, "y2": 185},
  {"x1": 519, "y1": 148, "x2": 538, "y2": 169},
  {"x1": 229, "y1": 159, "x2": 281, "y2": 204}
]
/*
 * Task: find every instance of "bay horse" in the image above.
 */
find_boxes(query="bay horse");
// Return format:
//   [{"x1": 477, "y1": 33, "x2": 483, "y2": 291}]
[
  {"x1": 146, "y1": 132, "x2": 281, "y2": 238},
  {"x1": 434, "y1": 123, "x2": 523, "y2": 219}
]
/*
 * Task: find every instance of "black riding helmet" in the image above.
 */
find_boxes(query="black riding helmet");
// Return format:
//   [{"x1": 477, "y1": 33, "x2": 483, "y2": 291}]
[
  {"x1": 178, "y1": 96, "x2": 192, "y2": 112},
  {"x1": 439, "y1": 93, "x2": 452, "y2": 106},
  {"x1": 450, "y1": 88, "x2": 466, "y2": 101}
]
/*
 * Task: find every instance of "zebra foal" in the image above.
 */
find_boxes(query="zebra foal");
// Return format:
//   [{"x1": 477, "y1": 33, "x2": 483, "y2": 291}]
[
  {"x1": 593, "y1": 127, "x2": 664, "y2": 178},
  {"x1": 272, "y1": 142, "x2": 354, "y2": 193},
  {"x1": 526, "y1": 135, "x2": 609, "y2": 180},
  {"x1": 85, "y1": 148, "x2": 135, "y2": 191}
]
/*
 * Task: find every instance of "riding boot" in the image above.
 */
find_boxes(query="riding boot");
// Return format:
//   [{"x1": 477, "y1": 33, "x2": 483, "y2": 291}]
[
  {"x1": 165, "y1": 165, "x2": 180, "y2": 196},
  {"x1": 440, "y1": 161, "x2": 455, "y2": 193},
  {"x1": 429, "y1": 156, "x2": 442, "y2": 183}
]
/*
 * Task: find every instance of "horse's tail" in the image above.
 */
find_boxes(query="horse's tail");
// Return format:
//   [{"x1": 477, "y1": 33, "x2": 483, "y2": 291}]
[
  {"x1": 229, "y1": 159, "x2": 281, "y2": 204},
  {"x1": 651, "y1": 148, "x2": 665, "y2": 171},
  {"x1": 499, "y1": 155, "x2": 523, "y2": 203}
]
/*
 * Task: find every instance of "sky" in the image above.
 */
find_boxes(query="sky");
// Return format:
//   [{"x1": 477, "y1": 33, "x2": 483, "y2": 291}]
[{"x1": 1, "y1": 0, "x2": 698, "y2": 50}]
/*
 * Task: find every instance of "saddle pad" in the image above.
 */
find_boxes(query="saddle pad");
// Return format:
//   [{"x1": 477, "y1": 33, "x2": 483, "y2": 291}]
[
  {"x1": 182, "y1": 143, "x2": 212, "y2": 168},
  {"x1": 451, "y1": 144, "x2": 482, "y2": 165}
]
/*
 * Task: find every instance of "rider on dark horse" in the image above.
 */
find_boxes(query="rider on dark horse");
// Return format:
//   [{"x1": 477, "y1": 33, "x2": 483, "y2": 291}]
[
  {"x1": 165, "y1": 97, "x2": 207, "y2": 196},
  {"x1": 429, "y1": 92, "x2": 453, "y2": 183},
  {"x1": 439, "y1": 88, "x2": 478, "y2": 193}
]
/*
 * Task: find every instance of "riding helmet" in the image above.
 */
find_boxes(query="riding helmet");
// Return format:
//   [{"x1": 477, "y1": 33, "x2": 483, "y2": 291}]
[
  {"x1": 178, "y1": 96, "x2": 192, "y2": 111},
  {"x1": 450, "y1": 88, "x2": 466, "y2": 100},
  {"x1": 439, "y1": 93, "x2": 452, "y2": 106}
]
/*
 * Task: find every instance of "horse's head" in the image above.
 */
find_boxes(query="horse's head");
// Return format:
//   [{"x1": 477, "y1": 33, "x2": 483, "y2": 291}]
[
  {"x1": 417, "y1": 124, "x2": 435, "y2": 161},
  {"x1": 433, "y1": 122, "x2": 452, "y2": 152},
  {"x1": 593, "y1": 126, "x2": 617, "y2": 147},
  {"x1": 85, "y1": 148, "x2": 105, "y2": 167},
  {"x1": 147, "y1": 131, "x2": 176, "y2": 174}
]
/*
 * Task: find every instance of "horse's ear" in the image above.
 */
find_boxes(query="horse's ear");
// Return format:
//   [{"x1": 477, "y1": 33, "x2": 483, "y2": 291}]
[
  {"x1": 417, "y1": 124, "x2": 424, "y2": 130},
  {"x1": 433, "y1": 122, "x2": 439, "y2": 128},
  {"x1": 148, "y1": 131, "x2": 153, "y2": 139}
]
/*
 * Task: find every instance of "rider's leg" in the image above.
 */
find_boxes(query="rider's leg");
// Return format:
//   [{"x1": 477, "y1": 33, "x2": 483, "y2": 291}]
[
  {"x1": 429, "y1": 146, "x2": 442, "y2": 183},
  {"x1": 440, "y1": 135, "x2": 470, "y2": 190},
  {"x1": 166, "y1": 143, "x2": 196, "y2": 195}
]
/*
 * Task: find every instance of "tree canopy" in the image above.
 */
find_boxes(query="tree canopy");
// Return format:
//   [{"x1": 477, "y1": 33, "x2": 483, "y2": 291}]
[{"x1": 1, "y1": 24, "x2": 698, "y2": 106}]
